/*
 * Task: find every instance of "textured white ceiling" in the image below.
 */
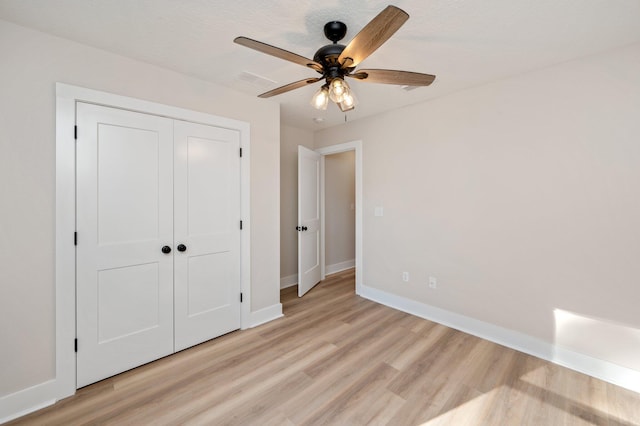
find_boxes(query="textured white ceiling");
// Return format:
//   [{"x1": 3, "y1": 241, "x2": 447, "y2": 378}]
[{"x1": 2, "y1": 0, "x2": 640, "y2": 130}]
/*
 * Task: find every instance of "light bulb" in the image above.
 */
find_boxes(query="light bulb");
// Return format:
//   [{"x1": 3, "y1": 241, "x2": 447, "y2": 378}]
[
  {"x1": 310, "y1": 86, "x2": 329, "y2": 110},
  {"x1": 331, "y1": 78, "x2": 346, "y2": 95},
  {"x1": 338, "y1": 87, "x2": 357, "y2": 112},
  {"x1": 329, "y1": 78, "x2": 347, "y2": 103},
  {"x1": 341, "y1": 91, "x2": 355, "y2": 108}
]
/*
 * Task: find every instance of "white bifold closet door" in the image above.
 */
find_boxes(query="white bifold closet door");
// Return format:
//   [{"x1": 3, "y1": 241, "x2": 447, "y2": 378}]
[{"x1": 76, "y1": 103, "x2": 241, "y2": 388}]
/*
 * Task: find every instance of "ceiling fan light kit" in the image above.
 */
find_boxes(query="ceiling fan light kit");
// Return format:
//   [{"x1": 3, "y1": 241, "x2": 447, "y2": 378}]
[
  {"x1": 234, "y1": 5, "x2": 436, "y2": 112},
  {"x1": 338, "y1": 86, "x2": 357, "y2": 112},
  {"x1": 310, "y1": 85, "x2": 330, "y2": 110}
]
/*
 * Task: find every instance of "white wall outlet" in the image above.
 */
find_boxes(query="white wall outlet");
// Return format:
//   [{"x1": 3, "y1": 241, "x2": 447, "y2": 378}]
[
  {"x1": 374, "y1": 206, "x2": 384, "y2": 217},
  {"x1": 428, "y1": 276, "x2": 437, "y2": 289},
  {"x1": 402, "y1": 272, "x2": 409, "y2": 282}
]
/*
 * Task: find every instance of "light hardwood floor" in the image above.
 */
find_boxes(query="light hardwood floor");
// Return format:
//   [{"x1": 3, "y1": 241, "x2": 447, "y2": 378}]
[{"x1": 9, "y1": 269, "x2": 640, "y2": 425}]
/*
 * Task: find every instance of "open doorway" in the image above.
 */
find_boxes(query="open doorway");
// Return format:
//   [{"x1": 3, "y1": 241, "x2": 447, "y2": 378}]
[
  {"x1": 323, "y1": 150, "x2": 356, "y2": 276},
  {"x1": 279, "y1": 139, "x2": 363, "y2": 303},
  {"x1": 316, "y1": 141, "x2": 362, "y2": 293},
  {"x1": 315, "y1": 141, "x2": 363, "y2": 295},
  {"x1": 294, "y1": 144, "x2": 357, "y2": 297}
]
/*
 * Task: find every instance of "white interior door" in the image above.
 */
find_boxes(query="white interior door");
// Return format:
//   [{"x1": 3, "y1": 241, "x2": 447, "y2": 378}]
[
  {"x1": 76, "y1": 103, "x2": 174, "y2": 388},
  {"x1": 298, "y1": 145, "x2": 322, "y2": 297},
  {"x1": 173, "y1": 121, "x2": 242, "y2": 351}
]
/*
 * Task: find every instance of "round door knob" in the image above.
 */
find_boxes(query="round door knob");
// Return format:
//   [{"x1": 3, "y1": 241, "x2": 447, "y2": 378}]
[
  {"x1": 177, "y1": 244, "x2": 187, "y2": 252},
  {"x1": 302, "y1": 226, "x2": 308, "y2": 231},
  {"x1": 161, "y1": 245, "x2": 171, "y2": 254}
]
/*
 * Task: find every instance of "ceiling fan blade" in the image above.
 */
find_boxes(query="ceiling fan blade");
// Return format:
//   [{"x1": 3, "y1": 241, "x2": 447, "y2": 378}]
[
  {"x1": 338, "y1": 5, "x2": 409, "y2": 69},
  {"x1": 234, "y1": 37, "x2": 323, "y2": 72},
  {"x1": 258, "y1": 77, "x2": 322, "y2": 98},
  {"x1": 349, "y1": 69, "x2": 436, "y2": 86}
]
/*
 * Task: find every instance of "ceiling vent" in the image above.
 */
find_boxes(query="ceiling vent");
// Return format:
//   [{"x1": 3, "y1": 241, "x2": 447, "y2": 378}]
[{"x1": 237, "y1": 71, "x2": 277, "y2": 89}]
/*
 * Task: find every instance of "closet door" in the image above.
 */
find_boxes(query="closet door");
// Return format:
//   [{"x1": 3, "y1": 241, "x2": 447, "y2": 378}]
[
  {"x1": 173, "y1": 121, "x2": 242, "y2": 351},
  {"x1": 76, "y1": 103, "x2": 174, "y2": 388}
]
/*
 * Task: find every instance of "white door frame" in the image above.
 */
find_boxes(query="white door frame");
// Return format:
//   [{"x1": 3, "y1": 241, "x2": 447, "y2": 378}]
[
  {"x1": 55, "y1": 83, "x2": 251, "y2": 401},
  {"x1": 315, "y1": 140, "x2": 363, "y2": 295}
]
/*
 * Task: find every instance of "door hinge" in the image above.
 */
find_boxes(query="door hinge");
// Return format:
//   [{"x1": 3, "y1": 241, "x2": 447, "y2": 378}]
[
  {"x1": 74, "y1": 125, "x2": 77, "y2": 140},
  {"x1": 74, "y1": 338, "x2": 78, "y2": 353},
  {"x1": 239, "y1": 147, "x2": 243, "y2": 157},
  {"x1": 240, "y1": 293, "x2": 243, "y2": 303},
  {"x1": 240, "y1": 220, "x2": 243, "y2": 230},
  {"x1": 74, "y1": 232, "x2": 77, "y2": 246}
]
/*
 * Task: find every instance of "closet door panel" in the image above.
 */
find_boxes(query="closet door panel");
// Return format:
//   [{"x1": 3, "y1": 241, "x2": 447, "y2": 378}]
[
  {"x1": 76, "y1": 103, "x2": 174, "y2": 388},
  {"x1": 173, "y1": 120, "x2": 242, "y2": 351}
]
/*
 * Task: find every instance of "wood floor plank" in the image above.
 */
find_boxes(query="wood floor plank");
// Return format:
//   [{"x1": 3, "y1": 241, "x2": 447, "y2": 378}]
[
  {"x1": 428, "y1": 383, "x2": 485, "y2": 425},
  {"x1": 185, "y1": 371, "x2": 312, "y2": 426},
  {"x1": 462, "y1": 340, "x2": 520, "y2": 393},
  {"x1": 386, "y1": 327, "x2": 467, "y2": 399},
  {"x1": 604, "y1": 382, "x2": 640, "y2": 426},
  {"x1": 297, "y1": 362, "x2": 399, "y2": 425},
  {"x1": 344, "y1": 389, "x2": 406, "y2": 426},
  {"x1": 8, "y1": 268, "x2": 640, "y2": 426},
  {"x1": 385, "y1": 323, "x2": 448, "y2": 371},
  {"x1": 386, "y1": 389, "x2": 443, "y2": 425},
  {"x1": 125, "y1": 340, "x2": 337, "y2": 425},
  {"x1": 282, "y1": 327, "x2": 410, "y2": 424}
]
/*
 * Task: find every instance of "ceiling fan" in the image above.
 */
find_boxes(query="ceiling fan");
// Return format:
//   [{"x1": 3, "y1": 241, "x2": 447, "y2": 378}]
[{"x1": 234, "y1": 5, "x2": 436, "y2": 112}]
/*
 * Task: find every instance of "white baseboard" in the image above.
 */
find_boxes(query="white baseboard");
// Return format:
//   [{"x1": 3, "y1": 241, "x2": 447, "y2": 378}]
[
  {"x1": 247, "y1": 303, "x2": 284, "y2": 328},
  {"x1": 326, "y1": 259, "x2": 355, "y2": 275},
  {"x1": 359, "y1": 285, "x2": 640, "y2": 394},
  {"x1": 280, "y1": 274, "x2": 298, "y2": 289},
  {"x1": 0, "y1": 379, "x2": 57, "y2": 424}
]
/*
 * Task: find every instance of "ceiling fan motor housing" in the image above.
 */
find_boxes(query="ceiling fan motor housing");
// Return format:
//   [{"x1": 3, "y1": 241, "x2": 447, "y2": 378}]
[{"x1": 313, "y1": 43, "x2": 346, "y2": 70}]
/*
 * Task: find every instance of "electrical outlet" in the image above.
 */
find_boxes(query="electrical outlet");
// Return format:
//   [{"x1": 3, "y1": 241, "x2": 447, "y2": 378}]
[
  {"x1": 402, "y1": 272, "x2": 409, "y2": 282},
  {"x1": 428, "y1": 276, "x2": 437, "y2": 289}
]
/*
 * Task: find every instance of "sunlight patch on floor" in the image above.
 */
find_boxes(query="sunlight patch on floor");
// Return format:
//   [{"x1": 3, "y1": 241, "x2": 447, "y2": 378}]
[{"x1": 419, "y1": 386, "x2": 502, "y2": 425}]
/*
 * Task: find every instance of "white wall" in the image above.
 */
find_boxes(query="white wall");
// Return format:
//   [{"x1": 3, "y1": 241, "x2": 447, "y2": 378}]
[
  {"x1": 0, "y1": 19, "x2": 280, "y2": 399},
  {"x1": 280, "y1": 125, "x2": 314, "y2": 281},
  {"x1": 315, "y1": 43, "x2": 640, "y2": 373},
  {"x1": 325, "y1": 151, "x2": 355, "y2": 268}
]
